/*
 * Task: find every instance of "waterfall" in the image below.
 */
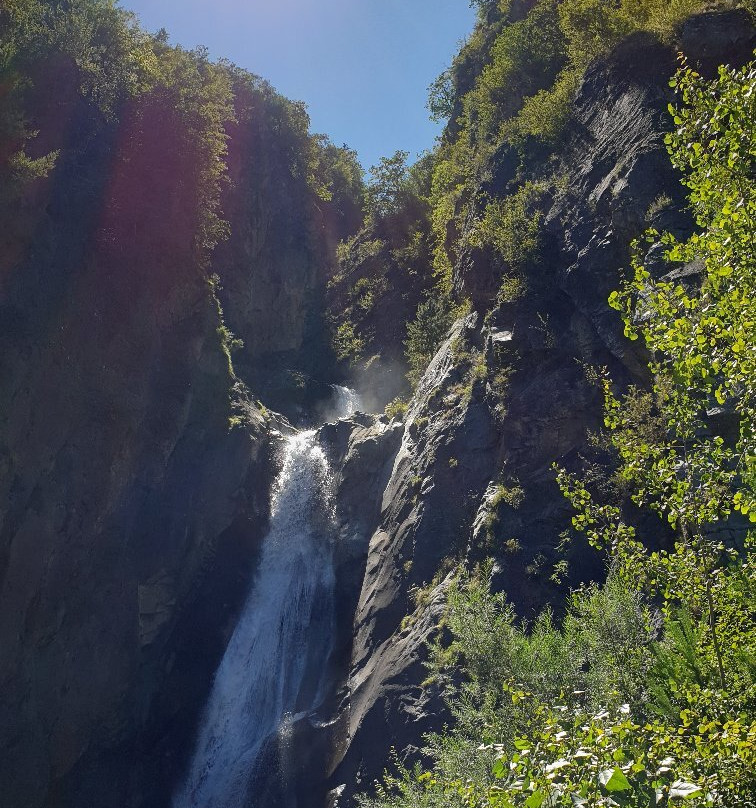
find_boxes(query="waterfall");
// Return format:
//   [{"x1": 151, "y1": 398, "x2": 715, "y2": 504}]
[
  {"x1": 174, "y1": 429, "x2": 337, "y2": 808},
  {"x1": 330, "y1": 385, "x2": 361, "y2": 419}
]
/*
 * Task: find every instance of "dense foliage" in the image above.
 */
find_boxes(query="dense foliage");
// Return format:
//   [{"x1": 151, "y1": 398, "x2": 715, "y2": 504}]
[
  {"x1": 0, "y1": 0, "x2": 362, "y2": 262},
  {"x1": 426, "y1": 0, "x2": 740, "y2": 296},
  {"x1": 326, "y1": 150, "x2": 445, "y2": 376},
  {"x1": 359, "y1": 45, "x2": 755, "y2": 808},
  {"x1": 329, "y1": 0, "x2": 749, "y2": 398}
]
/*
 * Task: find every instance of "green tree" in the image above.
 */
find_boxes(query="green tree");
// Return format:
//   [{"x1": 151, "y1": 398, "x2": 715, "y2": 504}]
[
  {"x1": 366, "y1": 150, "x2": 413, "y2": 219},
  {"x1": 556, "y1": 54, "x2": 756, "y2": 805},
  {"x1": 0, "y1": 0, "x2": 55, "y2": 198},
  {"x1": 405, "y1": 296, "x2": 455, "y2": 387},
  {"x1": 428, "y1": 67, "x2": 456, "y2": 123}
]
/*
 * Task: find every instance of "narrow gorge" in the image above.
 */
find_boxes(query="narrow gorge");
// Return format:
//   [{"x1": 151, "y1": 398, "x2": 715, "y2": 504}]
[{"x1": 1, "y1": 2, "x2": 754, "y2": 808}]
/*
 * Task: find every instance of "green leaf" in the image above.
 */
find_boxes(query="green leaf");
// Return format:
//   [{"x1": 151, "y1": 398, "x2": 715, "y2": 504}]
[
  {"x1": 600, "y1": 767, "x2": 633, "y2": 793},
  {"x1": 525, "y1": 792, "x2": 545, "y2": 808}
]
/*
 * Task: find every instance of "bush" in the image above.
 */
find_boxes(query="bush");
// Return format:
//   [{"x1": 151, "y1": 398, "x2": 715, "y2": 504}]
[
  {"x1": 472, "y1": 181, "x2": 545, "y2": 273},
  {"x1": 504, "y1": 67, "x2": 581, "y2": 151},
  {"x1": 405, "y1": 296, "x2": 456, "y2": 387},
  {"x1": 557, "y1": 0, "x2": 633, "y2": 70},
  {"x1": 366, "y1": 150, "x2": 413, "y2": 220},
  {"x1": 333, "y1": 319, "x2": 366, "y2": 362},
  {"x1": 385, "y1": 397, "x2": 409, "y2": 420},
  {"x1": 462, "y1": 0, "x2": 567, "y2": 146}
]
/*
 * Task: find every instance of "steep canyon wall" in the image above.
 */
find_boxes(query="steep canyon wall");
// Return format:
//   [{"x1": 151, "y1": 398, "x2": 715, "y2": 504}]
[{"x1": 0, "y1": 7, "x2": 753, "y2": 808}]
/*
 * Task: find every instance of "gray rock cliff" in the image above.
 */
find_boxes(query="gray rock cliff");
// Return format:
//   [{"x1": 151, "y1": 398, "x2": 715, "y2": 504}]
[{"x1": 322, "y1": 13, "x2": 755, "y2": 804}]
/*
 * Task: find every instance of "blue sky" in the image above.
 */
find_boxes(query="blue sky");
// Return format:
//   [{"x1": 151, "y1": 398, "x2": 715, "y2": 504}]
[{"x1": 121, "y1": 0, "x2": 475, "y2": 171}]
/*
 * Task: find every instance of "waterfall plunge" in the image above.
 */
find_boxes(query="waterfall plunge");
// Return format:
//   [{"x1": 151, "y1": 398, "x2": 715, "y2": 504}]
[
  {"x1": 330, "y1": 385, "x2": 360, "y2": 419},
  {"x1": 174, "y1": 430, "x2": 337, "y2": 808}
]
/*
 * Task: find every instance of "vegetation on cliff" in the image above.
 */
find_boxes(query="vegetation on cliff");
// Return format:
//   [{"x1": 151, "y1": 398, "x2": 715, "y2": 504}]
[
  {"x1": 2, "y1": 1, "x2": 754, "y2": 806},
  {"x1": 1, "y1": 0, "x2": 364, "y2": 357},
  {"x1": 1, "y1": 0, "x2": 373, "y2": 432},
  {"x1": 359, "y1": 32, "x2": 755, "y2": 808},
  {"x1": 328, "y1": 0, "x2": 752, "y2": 405}
]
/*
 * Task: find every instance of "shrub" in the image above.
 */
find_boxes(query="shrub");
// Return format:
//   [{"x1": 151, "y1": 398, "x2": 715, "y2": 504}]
[
  {"x1": 385, "y1": 397, "x2": 409, "y2": 420},
  {"x1": 405, "y1": 296, "x2": 456, "y2": 387},
  {"x1": 490, "y1": 484, "x2": 524, "y2": 510},
  {"x1": 366, "y1": 150, "x2": 412, "y2": 219},
  {"x1": 504, "y1": 67, "x2": 581, "y2": 151},
  {"x1": 462, "y1": 0, "x2": 567, "y2": 146},
  {"x1": 471, "y1": 181, "x2": 545, "y2": 276},
  {"x1": 558, "y1": 0, "x2": 633, "y2": 70},
  {"x1": 333, "y1": 319, "x2": 366, "y2": 362}
]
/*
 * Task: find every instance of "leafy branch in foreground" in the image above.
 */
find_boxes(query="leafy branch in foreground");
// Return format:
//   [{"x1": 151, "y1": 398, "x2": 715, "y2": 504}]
[{"x1": 555, "y1": 54, "x2": 756, "y2": 803}]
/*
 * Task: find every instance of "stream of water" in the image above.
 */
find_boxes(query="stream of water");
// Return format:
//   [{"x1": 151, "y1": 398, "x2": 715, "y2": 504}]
[
  {"x1": 174, "y1": 387, "x2": 359, "y2": 808},
  {"x1": 330, "y1": 385, "x2": 360, "y2": 419}
]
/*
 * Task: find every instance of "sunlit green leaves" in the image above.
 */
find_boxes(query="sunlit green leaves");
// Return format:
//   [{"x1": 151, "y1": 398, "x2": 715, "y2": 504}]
[{"x1": 607, "y1": 57, "x2": 755, "y2": 531}]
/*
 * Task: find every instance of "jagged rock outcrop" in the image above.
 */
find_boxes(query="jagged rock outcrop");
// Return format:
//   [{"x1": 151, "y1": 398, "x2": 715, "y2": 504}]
[
  {"x1": 322, "y1": 316, "x2": 498, "y2": 803},
  {"x1": 323, "y1": 12, "x2": 755, "y2": 805}
]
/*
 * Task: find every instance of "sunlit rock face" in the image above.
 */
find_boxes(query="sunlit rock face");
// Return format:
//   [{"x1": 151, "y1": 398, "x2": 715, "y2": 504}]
[{"x1": 320, "y1": 12, "x2": 756, "y2": 806}]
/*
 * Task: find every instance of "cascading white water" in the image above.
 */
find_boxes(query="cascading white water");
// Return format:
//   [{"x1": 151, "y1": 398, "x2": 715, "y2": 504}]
[
  {"x1": 174, "y1": 430, "x2": 337, "y2": 808},
  {"x1": 330, "y1": 385, "x2": 361, "y2": 419}
]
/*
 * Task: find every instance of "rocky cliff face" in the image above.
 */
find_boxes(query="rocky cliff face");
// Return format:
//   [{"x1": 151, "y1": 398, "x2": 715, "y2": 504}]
[
  {"x1": 0, "y1": 8, "x2": 753, "y2": 808},
  {"x1": 0, "y1": 51, "x2": 317, "y2": 807},
  {"x1": 212, "y1": 78, "x2": 358, "y2": 420},
  {"x1": 318, "y1": 12, "x2": 755, "y2": 805}
]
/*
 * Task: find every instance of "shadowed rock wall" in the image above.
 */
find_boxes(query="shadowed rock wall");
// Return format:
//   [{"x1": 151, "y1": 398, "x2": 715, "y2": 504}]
[{"x1": 0, "y1": 54, "x2": 300, "y2": 808}]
